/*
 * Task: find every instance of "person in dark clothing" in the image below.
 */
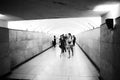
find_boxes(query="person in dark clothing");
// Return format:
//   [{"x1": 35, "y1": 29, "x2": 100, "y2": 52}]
[
  {"x1": 59, "y1": 35, "x2": 66, "y2": 56},
  {"x1": 52, "y1": 35, "x2": 56, "y2": 47},
  {"x1": 63, "y1": 34, "x2": 67, "y2": 52},
  {"x1": 73, "y1": 35, "x2": 76, "y2": 46},
  {"x1": 64, "y1": 34, "x2": 67, "y2": 52}
]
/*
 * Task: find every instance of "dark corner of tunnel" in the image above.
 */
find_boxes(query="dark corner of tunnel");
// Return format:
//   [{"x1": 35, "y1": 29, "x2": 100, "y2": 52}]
[
  {"x1": 0, "y1": 26, "x2": 10, "y2": 79},
  {"x1": 100, "y1": 16, "x2": 120, "y2": 80}
]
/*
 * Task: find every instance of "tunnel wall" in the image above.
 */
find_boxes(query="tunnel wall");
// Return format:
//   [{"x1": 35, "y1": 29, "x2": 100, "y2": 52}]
[
  {"x1": 100, "y1": 23, "x2": 113, "y2": 80},
  {"x1": 9, "y1": 30, "x2": 52, "y2": 68},
  {"x1": 0, "y1": 20, "x2": 10, "y2": 76},
  {"x1": 100, "y1": 17, "x2": 120, "y2": 80},
  {"x1": 77, "y1": 16, "x2": 120, "y2": 80},
  {"x1": 77, "y1": 28, "x2": 100, "y2": 68},
  {"x1": 100, "y1": 4, "x2": 120, "y2": 80},
  {"x1": 0, "y1": 21, "x2": 52, "y2": 76}
]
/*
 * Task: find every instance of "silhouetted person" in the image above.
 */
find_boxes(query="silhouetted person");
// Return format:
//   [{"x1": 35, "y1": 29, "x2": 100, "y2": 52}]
[
  {"x1": 64, "y1": 34, "x2": 67, "y2": 52},
  {"x1": 59, "y1": 35, "x2": 66, "y2": 57},
  {"x1": 73, "y1": 35, "x2": 76, "y2": 46},
  {"x1": 52, "y1": 35, "x2": 56, "y2": 47},
  {"x1": 63, "y1": 34, "x2": 67, "y2": 52}
]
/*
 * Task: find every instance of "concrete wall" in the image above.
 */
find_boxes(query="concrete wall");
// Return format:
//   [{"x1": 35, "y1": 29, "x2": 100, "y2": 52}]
[
  {"x1": 0, "y1": 21, "x2": 52, "y2": 76},
  {"x1": 100, "y1": 3, "x2": 120, "y2": 80},
  {"x1": 77, "y1": 16, "x2": 120, "y2": 80},
  {"x1": 9, "y1": 30, "x2": 52, "y2": 68},
  {"x1": 100, "y1": 17, "x2": 120, "y2": 80},
  {"x1": 0, "y1": 27, "x2": 10, "y2": 76},
  {"x1": 100, "y1": 23, "x2": 114, "y2": 80},
  {"x1": 77, "y1": 28, "x2": 100, "y2": 68},
  {"x1": 0, "y1": 20, "x2": 10, "y2": 76}
]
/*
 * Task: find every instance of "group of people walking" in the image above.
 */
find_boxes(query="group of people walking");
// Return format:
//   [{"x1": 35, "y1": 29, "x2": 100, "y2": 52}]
[
  {"x1": 59, "y1": 33, "x2": 76, "y2": 58},
  {"x1": 52, "y1": 33, "x2": 76, "y2": 58}
]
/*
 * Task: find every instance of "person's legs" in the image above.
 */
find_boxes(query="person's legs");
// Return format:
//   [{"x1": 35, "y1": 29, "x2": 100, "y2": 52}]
[
  {"x1": 70, "y1": 46, "x2": 74, "y2": 56},
  {"x1": 68, "y1": 50, "x2": 70, "y2": 58},
  {"x1": 73, "y1": 41, "x2": 75, "y2": 46},
  {"x1": 53, "y1": 43, "x2": 55, "y2": 47},
  {"x1": 64, "y1": 46, "x2": 66, "y2": 52},
  {"x1": 64, "y1": 45, "x2": 66, "y2": 53},
  {"x1": 68, "y1": 47, "x2": 70, "y2": 58},
  {"x1": 62, "y1": 47, "x2": 64, "y2": 53},
  {"x1": 60, "y1": 48, "x2": 62, "y2": 57},
  {"x1": 60, "y1": 46, "x2": 65, "y2": 58}
]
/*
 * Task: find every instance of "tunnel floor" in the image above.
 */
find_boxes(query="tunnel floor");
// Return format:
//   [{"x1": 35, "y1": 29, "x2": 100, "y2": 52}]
[{"x1": 6, "y1": 44, "x2": 99, "y2": 80}]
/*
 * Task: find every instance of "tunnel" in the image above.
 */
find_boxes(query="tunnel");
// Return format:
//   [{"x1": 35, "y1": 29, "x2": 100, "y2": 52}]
[{"x1": 0, "y1": 0, "x2": 120, "y2": 80}]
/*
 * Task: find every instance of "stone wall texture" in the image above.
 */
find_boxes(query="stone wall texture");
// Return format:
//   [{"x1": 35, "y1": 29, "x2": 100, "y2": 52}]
[
  {"x1": 0, "y1": 27, "x2": 52, "y2": 76},
  {"x1": 100, "y1": 17, "x2": 120, "y2": 80},
  {"x1": 77, "y1": 28, "x2": 100, "y2": 68},
  {"x1": 9, "y1": 30, "x2": 52, "y2": 68},
  {"x1": 77, "y1": 16, "x2": 120, "y2": 80},
  {"x1": 0, "y1": 27, "x2": 10, "y2": 76}
]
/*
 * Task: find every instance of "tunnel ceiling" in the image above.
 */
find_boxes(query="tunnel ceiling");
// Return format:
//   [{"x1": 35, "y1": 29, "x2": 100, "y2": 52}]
[{"x1": 0, "y1": 0, "x2": 119, "y2": 20}]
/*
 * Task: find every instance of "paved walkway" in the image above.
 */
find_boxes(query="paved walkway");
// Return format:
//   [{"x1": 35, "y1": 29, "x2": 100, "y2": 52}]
[{"x1": 8, "y1": 45, "x2": 99, "y2": 80}]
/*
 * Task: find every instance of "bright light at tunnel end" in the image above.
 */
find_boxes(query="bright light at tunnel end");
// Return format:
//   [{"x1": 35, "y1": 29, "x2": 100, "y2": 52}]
[
  {"x1": 8, "y1": 17, "x2": 101, "y2": 35},
  {"x1": 93, "y1": 3, "x2": 119, "y2": 12}
]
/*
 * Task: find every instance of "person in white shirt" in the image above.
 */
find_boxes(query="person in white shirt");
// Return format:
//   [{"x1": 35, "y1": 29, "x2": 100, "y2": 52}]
[{"x1": 66, "y1": 33, "x2": 73, "y2": 58}]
